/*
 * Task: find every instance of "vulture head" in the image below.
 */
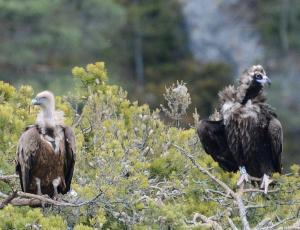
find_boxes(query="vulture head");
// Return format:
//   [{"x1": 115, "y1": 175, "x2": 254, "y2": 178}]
[
  {"x1": 237, "y1": 65, "x2": 271, "y2": 104},
  {"x1": 32, "y1": 91, "x2": 55, "y2": 112},
  {"x1": 32, "y1": 91, "x2": 64, "y2": 129}
]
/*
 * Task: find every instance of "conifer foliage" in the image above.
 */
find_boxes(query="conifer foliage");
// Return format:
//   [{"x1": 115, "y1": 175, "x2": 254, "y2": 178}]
[{"x1": 0, "y1": 63, "x2": 299, "y2": 229}]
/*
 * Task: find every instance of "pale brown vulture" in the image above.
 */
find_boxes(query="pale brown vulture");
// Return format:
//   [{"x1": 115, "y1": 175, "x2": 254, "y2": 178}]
[
  {"x1": 197, "y1": 65, "x2": 283, "y2": 193},
  {"x1": 16, "y1": 91, "x2": 76, "y2": 197}
]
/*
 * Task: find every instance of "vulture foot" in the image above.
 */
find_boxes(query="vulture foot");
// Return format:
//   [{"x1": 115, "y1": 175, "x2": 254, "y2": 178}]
[
  {"x1": 260, "y1": 174, "x2": 273, "y2": 194},
  {"x1": 52, "y1": 177, "x2": 61, "y2": 198},
  {"x1": 35, "y1": 177, "x2": 42, "y2": 196},
  {"x1": 237, "y1": 166, "x2": 249, "y2": 186},
  {"x1": 35, "y1": 178, "x2": 47, "y2": 207}
]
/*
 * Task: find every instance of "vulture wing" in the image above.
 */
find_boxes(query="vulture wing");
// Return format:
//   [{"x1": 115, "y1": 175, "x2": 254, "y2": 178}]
[
  {"x1": 197, "y1": 120, "x2": 238, "y2": 172},
  {"x1": 16, "y1": 126, "x2": 39, "y2": 192},
  {"x1": 268, "y1": 118, "x2": 283, "y2": 173},
  {"x1": 62, "y1": 126, "x2": 76, "y2": 193}
]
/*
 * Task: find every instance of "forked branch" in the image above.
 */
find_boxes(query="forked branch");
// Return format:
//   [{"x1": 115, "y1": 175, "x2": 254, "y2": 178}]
[{"x1": 172, "y1": 143, "x2": 251, "y2": 230}]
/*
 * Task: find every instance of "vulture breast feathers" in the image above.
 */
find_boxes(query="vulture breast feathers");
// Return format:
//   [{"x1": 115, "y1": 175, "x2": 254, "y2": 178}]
[
  {"x1": 197, "y1": 65, "x2": 282, "y2": 191},
  {"x1": 16, "y1": 91, "x2": 76, "y2": 198}
]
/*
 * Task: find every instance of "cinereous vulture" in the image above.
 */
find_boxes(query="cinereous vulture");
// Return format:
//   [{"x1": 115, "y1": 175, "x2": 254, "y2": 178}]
[
  {"x1": 16, "y1": 91, "x2": 76, "y2": 197},
  {"x1": 197, "y1": 65, "x2": 282, "y2": 193}
]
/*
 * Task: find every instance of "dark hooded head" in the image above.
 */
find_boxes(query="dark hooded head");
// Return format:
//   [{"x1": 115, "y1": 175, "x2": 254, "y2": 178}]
[{"x1": 237, "y1": 65, "x2": 271, "y2": 104}]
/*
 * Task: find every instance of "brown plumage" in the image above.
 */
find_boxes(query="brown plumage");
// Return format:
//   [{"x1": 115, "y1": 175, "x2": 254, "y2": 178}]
[
  {"x1": 197, "y1": 65, "x2": 282, "y2": 192},
  {"x1": 16, "y1": 91, "x2": 76, "y2": 197}
]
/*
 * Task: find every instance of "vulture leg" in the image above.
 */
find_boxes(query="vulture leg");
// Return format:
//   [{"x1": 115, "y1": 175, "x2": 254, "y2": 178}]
[
  {"x1": 35, "y1": 178, "x2": 42, "y2": 195},
  {"x1": 52, "y1": 177, "x2": 61, "y2": 198},
  {"x1": 237, "y1": 166, "x2": 249, "y2": 186},
  {"x1": 260, "y1": 174, "x2": 273, "y2": 194},
  {"x1": 35, "y1": 177, "x2": 46, "y2": 207}
]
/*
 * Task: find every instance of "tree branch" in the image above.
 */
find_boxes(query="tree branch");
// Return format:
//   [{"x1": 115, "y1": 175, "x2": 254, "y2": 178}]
[
  {"x1": 0, "y1": 191, "x2": 103, "y2": 209},
  {"x1": 227, "y1": 216, "x2": 239, "y2": 230},
  {"x1": 172, "y1": 144, "x2": 251, "y2": 230},
  {"x1": 193, "y1": 213, "x2": 223, "y2": 230},
  {"x1": 0, "y1": 191, "x2": 17, "y2": 208},
  {"x1": 0, "y1": 174, "x2": 19, "y2": 182}
]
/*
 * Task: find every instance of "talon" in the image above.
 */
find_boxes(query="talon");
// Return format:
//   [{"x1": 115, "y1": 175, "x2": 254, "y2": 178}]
[
  {"x1": 260, "y1": 174, "x2": 273, "y2": 194},
  {"x1": 237, "y1": 173, "x2": 249, "y2": 186},
  {"x1": 237, "y1": 166, "x2": 249, "y2": 186},
  {"x1": 52, "y1": 177, "x2": 61, "y2": 198}
]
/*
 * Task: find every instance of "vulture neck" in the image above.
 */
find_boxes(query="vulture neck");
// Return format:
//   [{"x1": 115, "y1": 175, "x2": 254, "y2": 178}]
[
  {"x1": 241, "y1": 82, "x2": 263, "y2": 105},
  {"x1": 38, "y1": 104, "x2": 56, "y2": 131}
]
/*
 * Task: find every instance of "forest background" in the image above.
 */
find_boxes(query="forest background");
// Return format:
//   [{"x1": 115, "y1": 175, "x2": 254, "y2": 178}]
[{"x1": 1, "y1": 0, "x2": 299, "y2": 165}]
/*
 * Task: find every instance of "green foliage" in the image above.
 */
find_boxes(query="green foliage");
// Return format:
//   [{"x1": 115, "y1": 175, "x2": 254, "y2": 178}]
[
  {"x1": 0, "y1": 81, "x2": 16, "y2": 102},
  {"x1": 0, "y1": 62, "x2": 299, "y2": 229},
  {"x1": 0, "y1": 205, "x2": 66, "y2": 229}
]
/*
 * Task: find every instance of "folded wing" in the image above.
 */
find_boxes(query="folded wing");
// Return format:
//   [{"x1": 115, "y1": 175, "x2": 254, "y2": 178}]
[{"x1": 197, "y1": 120, "x2": 238, "y2": 172}]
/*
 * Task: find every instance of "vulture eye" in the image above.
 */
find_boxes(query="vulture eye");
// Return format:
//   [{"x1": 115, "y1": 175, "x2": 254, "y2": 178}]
[{"x1": 254, "y1": 74, "x2": 263, "y2": 80}]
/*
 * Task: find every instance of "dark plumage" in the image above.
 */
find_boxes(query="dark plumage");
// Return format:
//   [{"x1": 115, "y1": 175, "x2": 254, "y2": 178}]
[
  {"x1": 16, "y1": 91, "x2": 76, "y2": 197},
  {"x1": 197, "y1": 65, "x2": 282, "y2": 192}
]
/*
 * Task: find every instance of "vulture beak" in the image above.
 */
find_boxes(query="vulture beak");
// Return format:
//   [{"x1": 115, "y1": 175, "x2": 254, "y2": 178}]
[
  {"x1": 256, "y1": 75, "x2": 271, "y2": 86},
  {"x1": 32, "y1": 98, "x2": 40, "y2": 105}
]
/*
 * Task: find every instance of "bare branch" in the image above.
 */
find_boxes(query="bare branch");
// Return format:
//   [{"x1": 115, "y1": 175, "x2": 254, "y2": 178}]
[
  {"x1": 278, "y1": 219, "x2": 300, "y2": 230},
  {"x1": 235, "y1": 193, "x2": 251, "y2": 230},
  {"x1": 271, "y1": 216, "x2": 300, "y2": 230},
  {"x1": 243, "y1": 188, "x2": 279, "y2": 193},
  {"x1": 0, "y1": 191, "x2": 103, "y2": 209},
  {"x1": 172, "y1": 144, "x2": 235, "y2": 197},
  {"x1": 193, "y1": 213, "x2": 223, "y2": 230},
  {"x1": 227, "y1": 216, "x2": 239, "y2": 230},
  {"x1": 172, "y1": 143, "x2": 251, "y2": 230},
  {"x1": 255, "y1": 217, "x2": 272, "y2": 229},
  {"x1": 0, "y1": 174, "x2": 19, "y2": 182},
  {"x1": 0, "y1": 191, "x2": 17, "y2": 209},
  {"x1": 72, "y1": 112, "x2": 84, "y2": 128}
]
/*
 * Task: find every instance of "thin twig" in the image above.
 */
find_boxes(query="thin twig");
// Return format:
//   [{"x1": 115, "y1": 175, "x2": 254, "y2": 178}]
[
  {"x1": 193, "y1": 213, "x2": 223, "y2": 230},
  {"x1": 243, "y1": 188, "x2": 279, "y2": 193},
  {"x1": 227, "y1": 216, "x2": 239, "y2": 230}
]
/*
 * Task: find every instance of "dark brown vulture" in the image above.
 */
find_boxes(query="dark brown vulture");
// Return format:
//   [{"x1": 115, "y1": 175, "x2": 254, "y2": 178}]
[
  {"x1": 16, "y1": 91, "x2": 76, "y2": 198},
  {"x1": 197, "y1": 65, "x2": 282, "y2": 193}
]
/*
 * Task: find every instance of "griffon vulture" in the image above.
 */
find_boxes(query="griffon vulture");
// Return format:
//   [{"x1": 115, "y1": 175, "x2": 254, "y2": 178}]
[
  {"x1": 16, "y1": 91, "x2": 76, "y2": 198},
  {"x1": 197, "y1": 65, "x2": 282, "y2": 193}
]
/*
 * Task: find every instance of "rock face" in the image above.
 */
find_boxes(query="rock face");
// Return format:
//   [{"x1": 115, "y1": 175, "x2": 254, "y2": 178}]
[{"x1": 180, "y1": 0, "x2": 263, "y2": 74}]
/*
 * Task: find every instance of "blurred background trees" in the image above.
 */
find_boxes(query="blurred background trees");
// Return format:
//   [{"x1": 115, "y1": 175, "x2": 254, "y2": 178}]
[{"x1": 0, "y1": 0, "x2": 299, "y2": 164}]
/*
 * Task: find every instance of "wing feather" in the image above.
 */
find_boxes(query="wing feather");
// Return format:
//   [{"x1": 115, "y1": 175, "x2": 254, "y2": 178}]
[
  {"x1": 16, "y1": 126, "x2": 39, "y2": 192},
  {"x1": 197, "y1": 120, "x2": 238, "y2": 172},
  {"x1": 62, "y1": 126, "x2": 76, "y2": 193},
  {"x1": 268, "y1": 118, "x2": 283, "y2": 173}
]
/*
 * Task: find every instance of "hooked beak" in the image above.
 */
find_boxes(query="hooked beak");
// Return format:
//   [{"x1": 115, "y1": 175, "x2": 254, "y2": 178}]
[
  {"x1": 31, "y1": 98, "x2": 40, "y2": 105},
  {"x1": 256, "y1": 75, "x2": 271, "y2": 86}
]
